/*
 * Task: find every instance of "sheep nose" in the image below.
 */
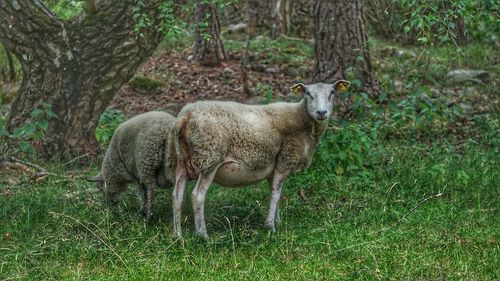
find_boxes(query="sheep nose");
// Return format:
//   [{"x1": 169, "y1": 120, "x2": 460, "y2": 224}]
[{"x1": 316, "y1": 110, "x2": 327, "y2": 117}]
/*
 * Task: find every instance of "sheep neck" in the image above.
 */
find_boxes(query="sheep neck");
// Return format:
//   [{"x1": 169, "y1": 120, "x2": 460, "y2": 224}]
[{"x1": 268, "y1": 98, "x2": 328, "y2": 144}]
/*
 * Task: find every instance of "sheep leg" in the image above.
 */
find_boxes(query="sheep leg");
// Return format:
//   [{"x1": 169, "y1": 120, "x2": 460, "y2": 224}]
[
  {"x1": 265, "y1": 172, "x2": 287, "y2": 231},
  {"x1": 172, "y1": 162, "x2": 188, "y2": 239},
  {"x1": 137, "y1": 184, "x2": 147, "y2": 217},
  {"x1": 192, "y1": 169, "x2": 218, "y2": 239},
  {"x1": 266, "y1": 178, "x2": 280, "y2": 224},
  {"x1": 145, "y1": 183, "x2": 157, "y2": 223}
]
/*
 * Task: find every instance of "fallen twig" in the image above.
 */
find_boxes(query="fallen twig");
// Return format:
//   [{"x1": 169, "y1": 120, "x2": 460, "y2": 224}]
[
  {"x1": 9, "y1": 157, "x2": 47, "y2": 172},
  {"x1": 381, "y1": 188, "x2": 445, "y2": 233},
  {"x1": 63, "y1": 153, "x2": 92, "y2": 166}
]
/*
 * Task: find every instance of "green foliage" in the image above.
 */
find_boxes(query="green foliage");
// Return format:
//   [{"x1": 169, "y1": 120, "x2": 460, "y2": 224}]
[
  {"x1": 400, "y1": 0, "x2": 500, "y2": 45},
  {"x1": 129, "y1": 75, "x2": 164, "y2": 92},
  {"x1": 44, "y1": 0, "x2": 84, "y2": 19},
  {"x1": 317, "y1": 121, "x2": 381, "y2": 178},
  {"x1": 255, "y1": 83, "x2": 274, "y2": 103},
  {"x1": 382, "y1": 88, "x2": 464, "y2": 138},
  {"x1": 314, "y1": 83, "x2": 475, "y2": 179},
  {"x1": 95, "y1": 110, "x2": 128, "y2": 147},
  {"x1": 132, "y1": 1, "x2": 153, "y2": 37},
  {"x1": 252, "y1": 37, "x2": 313, "y2": 65},
  {"x1": 0, "y1": 103, "x2": 56, "y2": 156},
  {"x1": 132, "y1": 0, "x2": 184, "y2": 38}
]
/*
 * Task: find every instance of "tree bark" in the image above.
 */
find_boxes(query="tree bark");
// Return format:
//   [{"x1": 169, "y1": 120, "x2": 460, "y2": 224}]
[
  {"x1": 312, "y1": 0, "x2": 379, "y2": 96},
  {"x1": 0, "y1": 0, "x2": 164, "y2": 160},
  {"x1": 5, "y1": 46, "x2": 16, "y2": 81},
  {"x1": 191, "y1": 0, "x2": 227, "y2": 67},
  {"x1": 270, "y1": 0, "x2": 283, "y2": 38}
]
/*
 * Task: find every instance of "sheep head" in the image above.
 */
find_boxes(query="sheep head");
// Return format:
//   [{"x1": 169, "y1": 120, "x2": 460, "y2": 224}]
[{"x1": 290, "y1": 80, "x2": 351, "y2": 122}]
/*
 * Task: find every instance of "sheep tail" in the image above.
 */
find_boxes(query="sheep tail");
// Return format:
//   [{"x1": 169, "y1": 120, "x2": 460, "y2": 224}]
[
  {"x1": 87, "y1": 174, "x2": 104, "y2": 182},
  {"x1": 174, "y1": 115, "x2": 189, "y2": 156}
]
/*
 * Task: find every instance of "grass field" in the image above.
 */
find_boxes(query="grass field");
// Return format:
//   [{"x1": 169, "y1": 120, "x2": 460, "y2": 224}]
[
  {"x1": 1, "y1": 35, "x2": 499, "y2": 279},
  {"x1": 1, "y1": 139, "x2": 498, "y2": 280}
]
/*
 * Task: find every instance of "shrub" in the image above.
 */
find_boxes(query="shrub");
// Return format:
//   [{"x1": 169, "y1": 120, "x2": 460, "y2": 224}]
[
  {"x1": 95, "y1": 109, "x2": 128, "y2": 147},
  {"x1": 0, "y1": 103, "x2": 56, "y2": 156}
]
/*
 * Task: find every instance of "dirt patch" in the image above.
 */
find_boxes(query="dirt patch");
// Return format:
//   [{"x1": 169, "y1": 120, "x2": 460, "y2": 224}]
[{"x1": 109, "y1": 50, "x2": 302, "y2": 116}]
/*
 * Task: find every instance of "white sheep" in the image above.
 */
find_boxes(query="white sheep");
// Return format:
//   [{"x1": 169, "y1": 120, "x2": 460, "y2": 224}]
[
  {"x1": 172, "y1": 80, "x2": 350, "y2": 238},
  {"x1": 92, "y1": 111, "x2": 177, "y2": 222}
]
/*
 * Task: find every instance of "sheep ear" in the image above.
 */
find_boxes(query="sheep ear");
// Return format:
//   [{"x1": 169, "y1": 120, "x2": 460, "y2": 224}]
[
  {"x1": 332, "y1": 80, "x2": 351, "y2": 93},
  {"x1": 290, "y1": 83, "x2": 306, "y2": 95}
]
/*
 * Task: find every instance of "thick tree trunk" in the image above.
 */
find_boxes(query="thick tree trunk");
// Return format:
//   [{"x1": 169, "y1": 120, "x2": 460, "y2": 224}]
[
  {"x1": 0, "y1": 0, "x2": 163, "y2": 159},
  {"x1": 312, "y1": 0, "x2": 379, "y2": 96},
  {"x1": 191, "y1": 0, "x2": 227, "y2": 67}
]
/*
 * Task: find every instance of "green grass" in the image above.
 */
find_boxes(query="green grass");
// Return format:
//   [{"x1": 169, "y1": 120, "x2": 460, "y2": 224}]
[{"x1": 1, "y1": 139, "x2": 498, "y2": 280}]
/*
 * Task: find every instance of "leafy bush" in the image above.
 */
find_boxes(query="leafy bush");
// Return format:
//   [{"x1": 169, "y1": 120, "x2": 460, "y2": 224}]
[
  {"x1": 315, "y1": 85, "x2": 470, "y2": 178},
  {"x1": 0, "y1": 103, "x2": 56, "y2": 156},
  {"x1": 95, "y1": 110, "x2": 128, "y2": 147},
  {"x1": 366, "y1": 0, "x2": 499, "y2": 45},
  {"x1": 383, "y1": 88, "x2": 464, "y2": 138},
  {"x1": 132, "y1": 0, "x2": 184, "y2": 38},
  {"x1": 316, "y1": 120, "x2": 382, "y2": 178}
]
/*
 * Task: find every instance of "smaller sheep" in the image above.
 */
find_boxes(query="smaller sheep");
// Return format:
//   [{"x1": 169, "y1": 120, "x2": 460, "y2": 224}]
[{"x1": 91, "y1": 111, "x2": 178, "y2": 222}]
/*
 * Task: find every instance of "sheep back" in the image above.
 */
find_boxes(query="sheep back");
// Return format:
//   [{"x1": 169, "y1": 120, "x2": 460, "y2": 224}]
[
  {"x1": 174, "y1": 100, "x2": 323, "y2": 182},
  {"x1": 101, "y1": 111, "x2": 176, "y2": 190}
]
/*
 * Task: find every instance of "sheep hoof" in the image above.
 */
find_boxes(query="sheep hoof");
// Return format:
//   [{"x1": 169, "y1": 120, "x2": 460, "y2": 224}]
[
  {"x1": 195, "y1": 231, "x2": 209, "y2": 240},
  {"x1": 264, "y1": 222, "x2": 276, "y2": 232},
  {"x1": 172, "y1": 233, "x2": 184, "y2": 241}
]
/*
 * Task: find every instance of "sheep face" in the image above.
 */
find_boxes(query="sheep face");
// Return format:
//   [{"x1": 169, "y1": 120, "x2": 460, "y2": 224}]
[
  {"x1": 90, "y1": 175, "x2": 121, "y2": 206},
  {"x1": 98, "y1": 181, "x2": 121, "y2": 205},
  {"x1": 291, "y1": 80, "x2": 351, "y2": 122}
]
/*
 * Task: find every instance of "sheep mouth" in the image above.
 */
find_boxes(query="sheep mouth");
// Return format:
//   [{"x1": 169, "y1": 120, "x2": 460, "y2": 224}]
[{"x1": 315, "y1": 115, "x2": 328, "y2": 121}]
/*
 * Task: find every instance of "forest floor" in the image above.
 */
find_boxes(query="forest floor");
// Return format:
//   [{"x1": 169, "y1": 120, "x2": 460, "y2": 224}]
[
  {"x1": 1, "y1": 35, "x2": 499, "y2": 279},
  {"x1": 110, "y1": 36, "x2": 315, "y2": 116}
]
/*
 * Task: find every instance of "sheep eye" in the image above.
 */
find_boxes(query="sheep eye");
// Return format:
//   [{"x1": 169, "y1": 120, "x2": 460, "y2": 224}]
[{"x1": 306, "y1": 91, "x2": 314, "y2": 99}]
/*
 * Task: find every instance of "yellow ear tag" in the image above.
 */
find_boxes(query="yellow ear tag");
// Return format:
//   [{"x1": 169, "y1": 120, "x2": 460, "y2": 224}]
[
  {"x1": 337, "y1": 82, "x2": 348, "y2": 92},
  {"x1": 292, "y1": 84, "x2": 304, "y2": 94}
]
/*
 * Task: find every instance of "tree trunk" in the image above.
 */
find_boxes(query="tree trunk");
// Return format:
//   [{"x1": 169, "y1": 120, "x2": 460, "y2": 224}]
[
  {"x1": 191, "y1": 0, "x2": 227, "y2": 67},
  {"x1": 0, "y1": 0, "x2": 163, "y2": 160},
  {"x1": 271, "y1": 0, "x2": 293, "y2": 38},
  {"x1": 270, "y1": 0, "x2": 283, "y2": 38},
  {"x1": 312, "y1": 0, "x2": 379, "y2": 96}
]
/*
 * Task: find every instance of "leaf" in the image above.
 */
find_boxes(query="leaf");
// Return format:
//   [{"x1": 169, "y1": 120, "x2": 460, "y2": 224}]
[
  {"x1": 338, "y1": 151, "x2": 347, "y2": 160},
  {"x1": 0, "y1": 127, "x2": 9, "y2": 137},
  {"x1": 19, "y1": 141, "x2": 34, "y2": 153},
  {"x1": 335, "y1": 165, "x2": 345, "y2": 175},
  {"x1": 37, "y1": 120, "x2": 49, "y2": 131},
  {"x1": 417, "y1": 37, "x2": 429, "y2": 43},
  {"x1": 30, "y1": 109, "x2": 44, "y2": 118},
  {"x1": 12, "y1": 128, "x2": 25, "y2": 138},
  {"x1": 23, "y1": 123, "x2": 37, "y2": 135}
]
